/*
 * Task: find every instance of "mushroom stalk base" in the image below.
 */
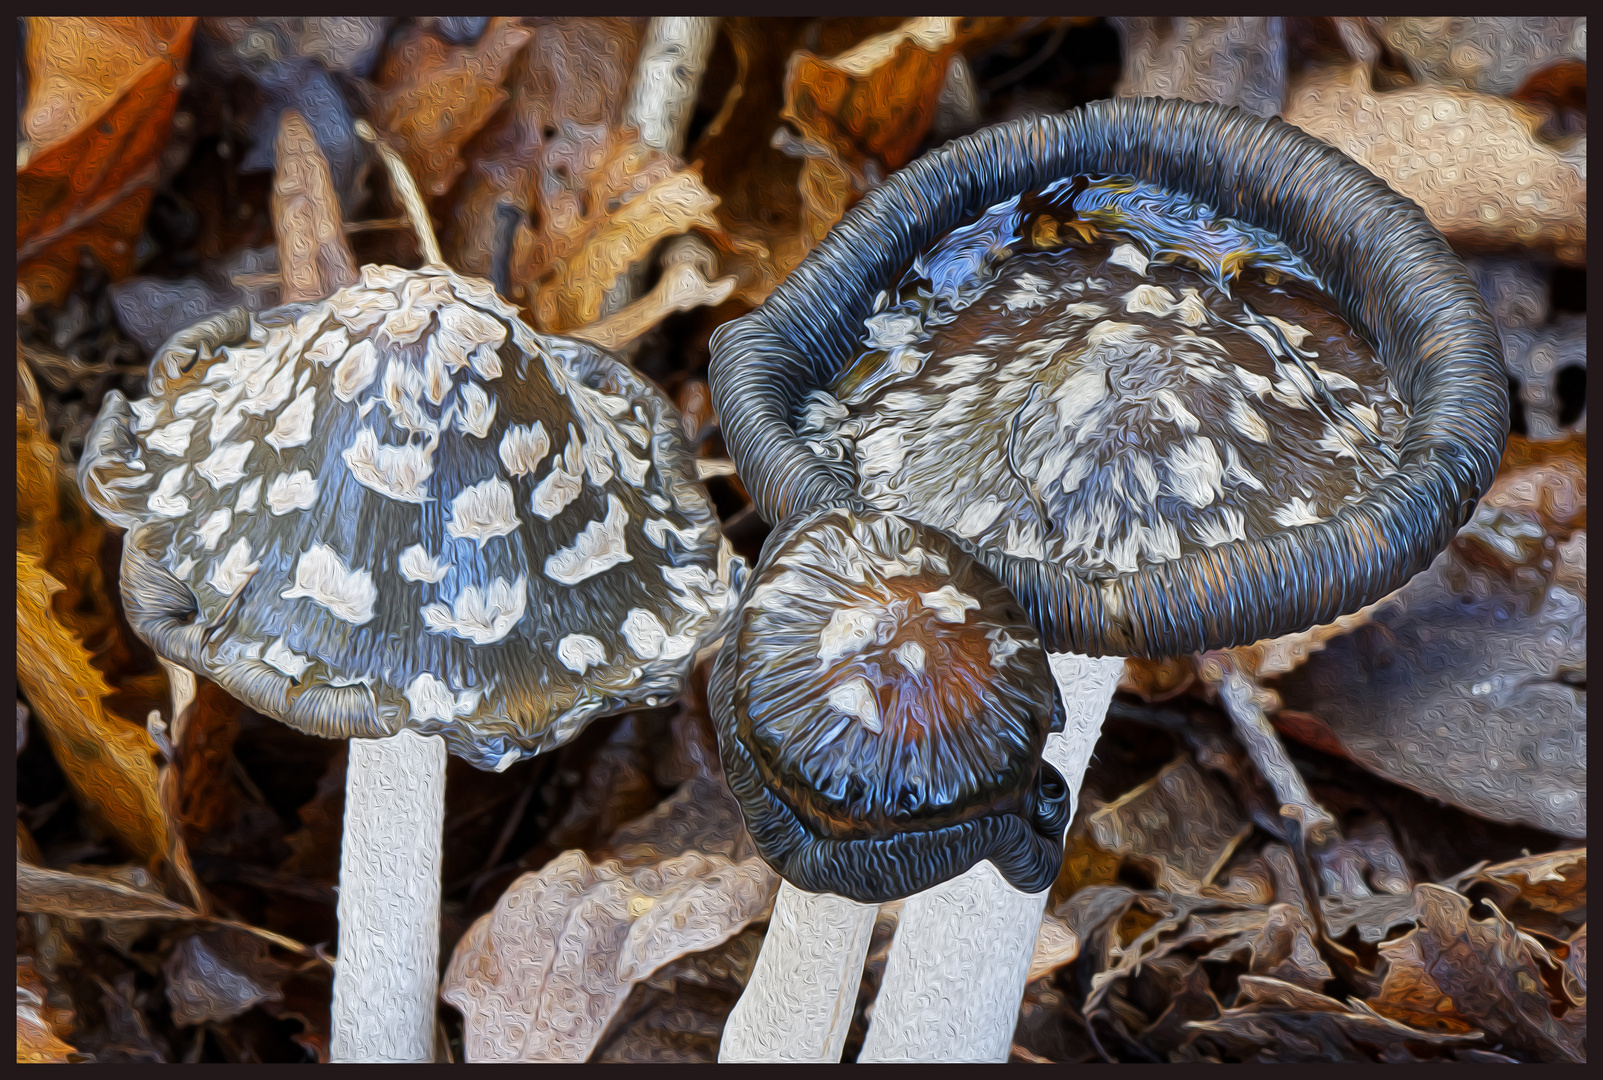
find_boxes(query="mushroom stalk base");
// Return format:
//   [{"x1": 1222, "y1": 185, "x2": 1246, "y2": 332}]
[
  {"x1": 858, "y1": 653, "x2": 1125, "y2": 1063},
  {"x1": 718, "y1": 882, "x2": 878, "y2": 1062},
  {"x1": 330, "y1": 730, "x2": 447, "y2": 1063}
]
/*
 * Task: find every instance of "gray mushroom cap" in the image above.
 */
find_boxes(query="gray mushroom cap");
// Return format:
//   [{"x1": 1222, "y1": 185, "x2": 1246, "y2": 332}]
[{"x1": 80, "y1": 264, "x2": 744, "y2": 770}]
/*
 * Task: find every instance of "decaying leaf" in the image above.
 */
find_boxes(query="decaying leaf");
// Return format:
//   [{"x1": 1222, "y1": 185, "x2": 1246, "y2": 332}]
[
  {"x1": 1087, "y1": 756, "x2": 1252, "y2": 894},
  {"x1": 376, "y1": 17, "x2": 534, "y2": 199},
  {"x1": 573, "y1": 235, "x2": 736, "y2": 351},
  {"x1": 17, "y1": 18, "x2": 197, "y2": 307},
  {"x1": 17, "y1": 957, "x2": 80, "y2": 1064},
  {"x1": 1114, "y1": 17, "x2": 1287, "y2": 117},
  {"x1": 16, "y1": 553, "x2": 170, "y2": 865},
  {"x1": 164, "y1": 926, "x2": 289, "y2": 1027},
  {"x1": 441, "y1": 848, "x2": 777, "y2": 1062}
]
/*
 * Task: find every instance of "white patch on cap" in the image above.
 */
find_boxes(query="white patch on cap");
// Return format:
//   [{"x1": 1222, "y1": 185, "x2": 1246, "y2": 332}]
[
  {"x1": 262, "y1": 638, "x2": 312, "y2": 680},
  {"x1": 582, "y1": 438, "x2": 615, "y2": 487},
  {"x1": 381, "y1": 302, "x2": 434, "y2": 348},
  {"x1": 267, "y1": 471, "x2": 319, "y2": 514},
  {"x1": 557, "y1": 634, "x2": 607, "y2": 675},
  {"x1": 919, "y1": 585, "x2": 980, "y2": 624},
  {"x1": 1227, "y1": 396, "x2": 1272, "y2": 443},
  {"x1": 343, "y1": 427, "x2": 434, "y2": 503},
  {"x1": 544, "y1": 494, "x2": 631, "y2": 585},
  {"x1": 827, "y1": 678, "x2": 881, "y2": 734},
  {"x1": 1267, "y1": 315, "x2": 1312, "y2": 349},
  {"x1": 333, "y1": 339, "x2": 381, "y2": 401},
  {"x1": 196, "y1": 441, "x2": 253, "y2": 489},
  {"x1": 148, "y1": 465, "x2": 191, "y2": 517},
  {"x1": 455, "y1": 382, "x2": 496, "y2": 438},
  {"x1": 894, "y1": 641, "x2": 926, "y2": 674},
  {"x1": 244, "y1": 358, "x2": 296, "y2": 416},
  {"x1": 621, "y1": 608, "x2": 668, "y2": 659},
  {"x1": 612, "y1": 445, "x2": 650, "y2": 487},
  {"x1": 172, "y1": 556, "x2": 195, "y2": 579},
  {"x1": 643, "y1": 518, "x2": 706, "y2": 551},
  {"x1": 1155, "y1": 388, "x2": 1201, "y2": 433},
  {"x1": 196, "y1": 507, "x2": 231, "y2": 550},
  {"x1": 282, "y1": 542, "x2": 377, "y2": 624},
  {"x1": 146, "y1": 418, "x2": 196, "y2": 457},
  {"x1": 953, "y1": 497, "x2": 1004, "y2": 539},
  {"x1": 1196, "y1": 506, "x2": 1249, "y2": 547},
  {"x1": 437, "y1": 305, "x2": 507, "y2": 372},
  {"x1": 855, "y1": 427, "x2": 907, "y2": 480},
  {"x1": 1107, "y1": 243, "x2": 1149, "y2": 276},
  {"x1": 422, "y1": 575, "x2": 528, "y2": 644},
  {"x1": 469, "y1": 343, "x2": 503, "y2": 380},
  {"x1": 403, "y1": 672, "x2": 481, "y2": 724},
  {"x1": 1001, "y1": 272, "x2": 1052, "y2": 312},
  {"x1": 817, "y1": 605, "x2": 884, "y2": 666},
  {"x1": 987, "y1": 630, "x2": 1025, "y2": 669},
  {"x1": 530, "y1": 431, "x2": 585, "y2": 520},
  {"x1": 1165, "y1": 437, "x2": 1225, "y2": 508},
  {"x1": 266, "y1": 386, "x2": 317, "y2": 450},
  {"x1": 499, "y1": 422, "x2": 550, "y2": 477},
  {"x1": 1062, "y1": 301, "x2": 1109, "y2": 320},
  {"x1": 646, "y1": 493, "x2": 671, "y2": 513},
  {"x1": 208, "y1": 537, "x2": 260, "y2": 595},
  {"x1": 234, "y1": 475, "x2": 263, "y2": 514},
  {"x1": 1272, "y1": 497, "x2": 1327, "y2": 528},
  {"x1": 131, "y1": 398, "x2": 163, "y2": 433},
  {"x1": 303, "y1": 326, "x2": 348, "y2": 366},
  {"x1": 447, "y1": 477, "x2": 520, "y2": 546},
  {"x1": 399, "y1": 544, "x2": 451, "y2": 584},
  {"x1": 422, "y1": 336, "x2": 453, "y2": 405}
]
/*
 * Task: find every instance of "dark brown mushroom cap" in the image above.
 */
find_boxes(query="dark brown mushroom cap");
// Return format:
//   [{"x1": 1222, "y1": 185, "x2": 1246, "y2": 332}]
[
  {"x1": 711, "y1": 505, "x2": 1070, "y2": 903},
  {"x1": 709, "y1": 97, "x2": 1508, "y2": 658},
  {"x1": 80, "y1": 265, "x2": 743, "y2": 770}
]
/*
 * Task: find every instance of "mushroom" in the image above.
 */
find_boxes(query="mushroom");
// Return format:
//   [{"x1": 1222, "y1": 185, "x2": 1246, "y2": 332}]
[
  {"x1": 78, "y1": 125, "x2": 742, "y2": 1061},
  {"x1": 710, "y1": 97, "x2": 1506, "y2": 1061}
]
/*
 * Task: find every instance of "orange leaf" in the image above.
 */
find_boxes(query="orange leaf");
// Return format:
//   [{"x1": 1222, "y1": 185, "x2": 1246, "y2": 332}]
[
  {"x1": 17, "y1": 18, "x2": 196, "y2": 307},
  {"x1": 17, "y1": 958, "x2": 78, "y2": 1064}
]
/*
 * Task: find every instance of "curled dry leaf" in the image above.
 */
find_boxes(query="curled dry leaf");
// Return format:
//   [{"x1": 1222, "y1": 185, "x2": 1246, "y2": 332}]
[
  {"x1": 441, "y1": 848, "x2": 777, "y2": 1062},
  {"x1": 17, "y1": 18, "x2": 197, "y2": 307},
  {"x1": 1285, "y1": 63, "x2": 1586, "y2": 264},
  {"x1": 164, "y1": 926, "x2": 289, "y2": 1027},
  {"x1": 1269, "y1": 436, "x2": 1586, "y2": 837},
  {"x1": 376, "y1": 17, "x2": 534, "y2": 200},
  {"x1": 573, "y1": 235, "x2": 736, "y2": 351},
  {"x1": 1087, "y1": 756, "x2": 1252, "y2": 895},
  {"x1": 1371, "y1": 17, "x2": 1587, "y2": 96}
]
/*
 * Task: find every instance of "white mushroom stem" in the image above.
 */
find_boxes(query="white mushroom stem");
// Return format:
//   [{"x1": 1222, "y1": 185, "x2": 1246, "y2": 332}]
[
  {"x1": 625, "y1": 17, "x2": 720, "y2": 157},
  {"x1": 159, "y1": 658, "x2": 198, "y2": 747},
  {"x1": 330, "y1": 729, "x2": 447, "y2": 1063},
  {"x1": 719, "y1": 883, "x2": 879, "y2": 1061},
  {"x1": 857, "y1": 652, "x2": 1126, "y2": 1063}
]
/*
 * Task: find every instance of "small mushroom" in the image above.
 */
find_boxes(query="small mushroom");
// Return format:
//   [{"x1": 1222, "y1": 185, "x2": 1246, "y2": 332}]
[
  {"x1": 78, "y1": 126, "x2": 741, "y2": 1061},
  {"x1": 712, "y1": 505, "x2": 1069, "y2": 903},
  {"x1": 711, "y1": 98, "x2": 1507, "y2": 1061}
]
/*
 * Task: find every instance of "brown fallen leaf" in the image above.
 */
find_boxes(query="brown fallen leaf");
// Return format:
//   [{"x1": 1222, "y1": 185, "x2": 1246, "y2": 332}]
[
  {"x1": 1370, "y1": 883, "x2": 1583, "y2": 1062},
  {"x1": 271, "y1": 109, "x2": 358, "y2": 304},
  {"x1": 1087, "y1": 756, "x2": 1252, "y2": 895},
  {"x1": 17, "y1": 957, "x2": 80, "y2": 1064},
  {"x1": 17, "y1": 18, "x2": 196, "y2": 307},
  {"x1": 1443, "y1": 848, "x2": 1586, "y2": 941},
  {"x1": 16, "y1": 552, "x2": 169, "y2": 866},
  {"x1": 1114, "y1": 17, "x2": 1287, "y2": 117},
  {"x1": 1371, "y1": 17, "x2": 1587, "y2": 96},
  {"x1": 164, "y1": 926, "x2": 290, "y2": 1027},
  {"x1": 573, "y1": 235, "x2": 736, "y2": 351},
  {"x1": 441, "y1": 847, "x2": 776, "y2": 1062},
  {"x1": 375, "y1": 17, "x2": 534, "y2": 200}
]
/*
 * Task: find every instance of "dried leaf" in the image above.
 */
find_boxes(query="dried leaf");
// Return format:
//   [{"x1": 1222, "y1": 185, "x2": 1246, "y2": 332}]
[
  {"x1": 164, "y1": 926, "x2": 289, "y2": 1027},
  {"x1": 1370, "y1": 884, "x2": 1583, "y2": 1061},
  {"x1": 17, "y1": 958, "x2": 79, "y2": 1063},
  {"x1": 17, "y1": 18, "x2": 196, "y2": 307},
  {"x1": 1372, "y1": 17, "x2": 1587, "y2": 96},
  {"x1": 17, "y1": 860, "x2": 194, "y2": 921},
  {"x1": 271, "y1": 109, "x2": 357, "y2": 304},
  {"x1": 573, "y1": 236, "x2": 736, "y2": 351},
  {"x1": 441, "y1": 848, "x2": 777, "y2": 1062},
  {"x1": 377, "y1": 18, "x2": 535, "y2": 199},
  {"x1": 1087, "y1": 756, "x2": 1251, "y2": 894},
  {"x1": 1114, "y1": 17, "x2": 1287, "y2": 117},
  {"x1": 592, "y1": 926, "x2": 766, "y2": 1062},
  {"x1": 16, "y1": 553, "x2": 169, "y2": 865}
]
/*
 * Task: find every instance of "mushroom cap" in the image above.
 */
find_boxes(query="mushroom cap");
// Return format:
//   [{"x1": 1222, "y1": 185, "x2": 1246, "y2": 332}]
[
  {"x1": 80, "y1": 264, "x2": 743, "y2": 769},
  {"x1": 710, "y1": 505, "x2": 1070, "y2": 903},
  {"x1": 709, "y1": 97, "x2": 1508, "y2": 658}
]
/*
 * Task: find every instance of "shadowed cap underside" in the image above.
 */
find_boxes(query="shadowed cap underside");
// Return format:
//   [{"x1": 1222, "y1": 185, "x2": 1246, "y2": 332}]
[{"x1": 81, "y1": 264, "x2": 743, "y2": 769}]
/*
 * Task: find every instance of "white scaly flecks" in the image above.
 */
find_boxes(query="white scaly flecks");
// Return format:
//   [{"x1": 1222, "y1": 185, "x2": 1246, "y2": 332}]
[
  {"x1": 131, "y1": 397, "x2": 162, "y2": 433},
  {"x1": 1154, "y1": 387, "x2": 1202, "y2": 433},
  {"x1": 422, "y1": 575, "x2": 528, "y2": 645},
  {"x1": 196, "y1": 507, "x2": 232, "y2": 550},
  {"x1": 952, "y1": 497, "x2": 1005, "y2": 538},
  {"x1": 303, "y1": 326, "x2": 349, "y2": 366},
  {"x1": 1165, "y1": 437, "x2": 1225, "y2": 508},
  {"x1": 398, "y1": 544, "x2": 451, "y2": 584},
  {"x1": 334, "y1": 286, "x2": 399, "y2": 335},
  {"x1": 343, "y1": 427, "x2": 435, "y2": 503},
  {"x1": 373, "y1": 357, "x2": 440, "y2": 437},
  {"x1": 646, "y1": 493, "x2": 672, "y2": 513},
  {"x1": 498, "y1": 422, "x2": 550, "y2": 477},
  {"x1": 1107, "y1": 242, "x2": 1149, "y2": 276},
  {"x1": 243, "y1": 357, "x2": 297, "y2": 416},
  {"x1": 643, "y1": 517, "x2": 707, "y2": 551},
  {"x1": 620, "y1": 608, "x2": 669, "y2": 659},
  {"x1": 263, "y1": 638, "x2": 312, "y2": 680},
  {"x1": 1227, "y1": 396, "x2": 1273, "y2": 443},
  {"x1": 281, "y1": 542, "x2": 377, "y2": 624},
  {"x1": 1195, "y1": 506, "x2": 1249, "y2": 547},
  {"x1": 557, "y1": 634, "x2": 607, "y2": 675},
  {"x1": 148, "y1": 465, "x2": 191, "y2": 517},
  {"x1": 267, "y1": 471, "x2": 319, "y2": 514},
  {"x1": 1000, "y1": 272, "x2": 1053, "y2": 312},
  {"x1": 172, "y1": 556, "x2": 196, "y2": 579},
  {"x1": 422, "y1": 335, "x2": 453, "y2": 405},
  {"x1": 817, "y1": 605, "x2": 886, "y2": 666},
  {"x1": 266, "y1": 386, "x2": 317, "y2": 450},
  {"x1": 827, "y1": 678, "x2": 882, "y2": 734},
  {"x1": 146, "y1": 418, "x2": 196, "y2": 457},
  {"x1": 447, "y1": 477, "x2": 519, "y2": 546},
  {"x1": 404, "y1": 672, "x2": 481, "y2": 724},
  {"x1": 234, "y1": 475, "x2": 263, "y2": 514},
  {"x1": 207, "y1": 536, "x2": 260, "y2": 595},
  {"x1": 530, "y1": 430, "x2": 585, "y2": 520},
  {"x1": 986, "y1": 629, "x2": 1025, "y2": 669},
  {"x1": 893, "y1": 640, "x2": 926, "y2": 674},
  {"x1": 919, "y1": 585, "x2": 980, "y2": 624},
  {"x1": 332, "y1": 339, "x2": 381, "y2": 401},
  {"x1": 544, "y1": 494, "x2": 632, "y2": 585},
  {"x1": 196, "y1": 441, "x2": 253, "y2": 489},
  {"x1": 1272, "y1": 497, "x2": 1327, "y2": 528},
  {"x1": 455, "y1": 383, "x2": 496, "y2": 438},
  {"x1": 436, "y1": 304, "x2": 506, "y2": 371}
]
